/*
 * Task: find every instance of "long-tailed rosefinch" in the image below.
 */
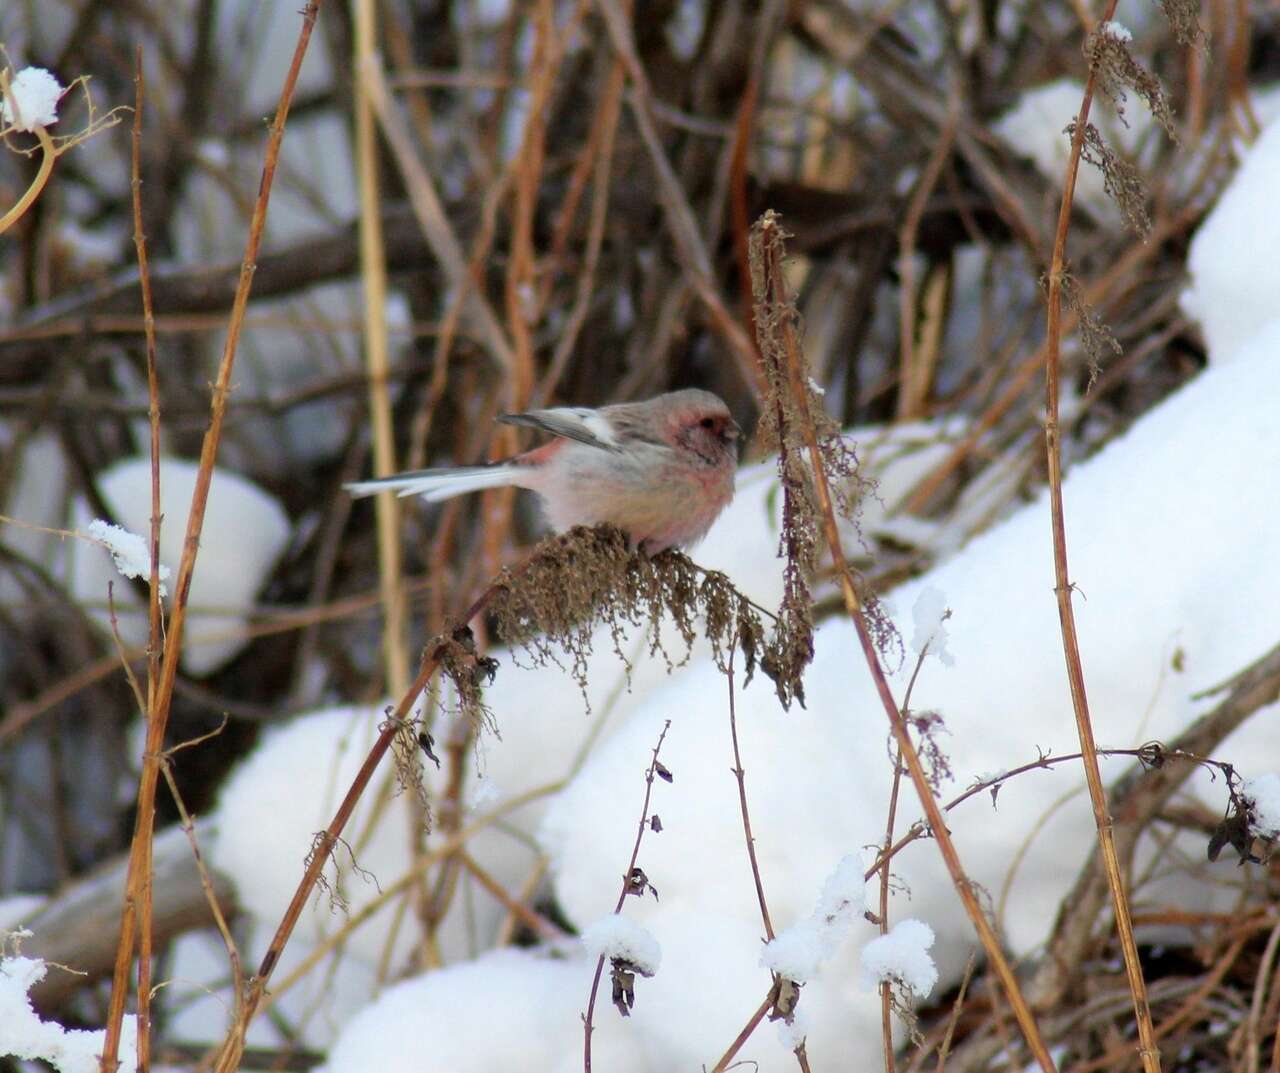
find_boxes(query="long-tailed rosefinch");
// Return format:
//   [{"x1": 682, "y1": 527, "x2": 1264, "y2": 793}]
[{"x1": 346, "y1": 388, "x2": 740, "y2": 552}]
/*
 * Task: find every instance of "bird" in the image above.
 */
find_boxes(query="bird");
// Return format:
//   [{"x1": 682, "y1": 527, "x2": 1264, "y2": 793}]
[{"x1": 346, "y1": 389, "x2": 740, "y2": 553}]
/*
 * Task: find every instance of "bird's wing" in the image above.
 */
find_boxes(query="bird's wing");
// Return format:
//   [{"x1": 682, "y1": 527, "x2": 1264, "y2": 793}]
[{"x1": 497, "y1": 406, "x2": 622, "y2": 452}]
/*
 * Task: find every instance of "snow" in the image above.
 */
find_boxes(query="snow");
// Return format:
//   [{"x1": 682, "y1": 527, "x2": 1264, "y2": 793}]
[
  {"x1": 860, "y1": 918, "x2": 939, "y2": 999},
  {"x1": 1099, "y1": 20, "x2": 1133, "y2": 42},
  {"x1": 762, "y1": 853, "x2": 870, "y2": 981},
  {"x1": 910, "y1": 585, "x2": 954, "y2": 666},
  {"x1": 68, "y1": 457, "x2": 290, "y2": 675},
  {"x1": 581, "y1": 914, "x2": 661, "y2": 975},
  {"x1": 319, "y1": 947, "x2": 646, "y2": 1073},
  {"x1": 1181, "y1": 117, "x2": 1280, "y2": 364},
  {"x1": 2, "y1": 67, "x2": 63, "y2": 132},
  {"x1": 85, "y1": 519, "x2": 170, "y2": 597},
  {"x1": 1242, "y1": 773, "x2": 1280, "y2": 837},
  {"x1": 0, "y1": 953, "x2": 137, "y2": 1071}
]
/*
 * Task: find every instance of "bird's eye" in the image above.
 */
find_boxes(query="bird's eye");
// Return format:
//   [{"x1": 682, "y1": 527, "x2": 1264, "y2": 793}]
[{"x1": 699, "y1": 417, "x2": 716, "y2": 429}]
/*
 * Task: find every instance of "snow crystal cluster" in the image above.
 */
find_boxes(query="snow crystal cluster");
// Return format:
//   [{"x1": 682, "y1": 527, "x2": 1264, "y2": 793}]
[
  {"x1": 860, "y1": 918, "x2": 939, "y2": 999},
  {"x1": 2, "y1": 67, "x2": 63, "y2": 132},
  {"x1": 85, "y1": 520, "x2": 170, "y2": 597},
  {"x1": 1243, "y1": 774, "x2": 1280, "y2": 838},
  {"x1": 582, "y1": 915, "x2": 662, "y2": 976},
  {"x1": 910, "y1": 585, "x2": 954, "y2": 667},
  {"x1": 761, "y1": 854, "x2": 870, "y2": 982}
]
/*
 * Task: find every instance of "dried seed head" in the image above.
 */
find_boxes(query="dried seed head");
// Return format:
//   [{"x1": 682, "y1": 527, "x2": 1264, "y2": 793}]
[
  {"x1": 1066, "y1": 120, "x2": 1151, "y2": 234},
  {"x1": 483, "y1": 524, "x2": 769, "y2": 708},
  {"x1": 1083, "y1": 27, "x2": 1177, "y2": 142}
]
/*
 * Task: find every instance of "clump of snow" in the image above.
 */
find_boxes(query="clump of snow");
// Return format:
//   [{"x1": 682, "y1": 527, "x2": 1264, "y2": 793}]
[
  {"x1": 2, "y1": 67, "x2": 64, "y2": 132},
  {"x1": 910, "y1": 585, "x2": 954, "y2": 666},
  {"x1": 85, "y1": 520, "x2": 170, "y2": 597},
  {"x1": 582, "y1": 914, "x2": 661, "y2": 976},
  {"x1": 1182, "y1": 118, "x2": 1280, "y2": 364},
  {"x1": 1242, "y1": 774, "x2": 1280, "y2": 837},
  {"x1": 0, "y1": 953, "x2": 137, "y2": 1071},
  {"x1": 1098, "y1": 20, "x2": 1133, "y2": 42},
  {"x1": 761, "y1": 853, "x2": 869, "y2": 981},
  {"x1": 860, "y1": 918, "x2": 938, "y2": 999},
  {"x1": 68, "y1": 457, "x2": 289, "y2": 675},
  {"x1": 320, "y1": 947, "x2": 646, "y2": 1073}
]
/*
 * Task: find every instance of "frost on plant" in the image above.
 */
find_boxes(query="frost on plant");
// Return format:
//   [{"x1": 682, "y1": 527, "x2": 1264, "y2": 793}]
[
  {"x1": 910, "y1": 586, "x2": 954, "y2": 667},
  {"x1": 761, "y1": 852, "x2": 871, "y2": 983},
  {"x1": 859, "y1": 917, "x2": 939, "y2": 1001},
  {"x1": 1, "y1": 67, "x2": 63, "y2": 132},
  {"x1": 581, "y1": 913, "x2": 661, "y2": 976},
  {"x1": 86, "y1": 519, "x2": 170, "y2": 597},
  {"x1": 1242, "y1": 773, "x2": 1280, "y2": 839}
]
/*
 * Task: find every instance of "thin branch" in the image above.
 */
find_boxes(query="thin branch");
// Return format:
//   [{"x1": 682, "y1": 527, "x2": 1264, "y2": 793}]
[
  {"x1": 583, "y1": 719, "x2": 672, "y2": 1073},
  {"x1": 353, "y1": 0, "x2": 410, "y2": 698},
  {"x1": 1040, "y1": 13, "x2": 1161, "y2": 1070},
  {"x1": 726, "y1": 645, "x2": 774, "y2": 940}
]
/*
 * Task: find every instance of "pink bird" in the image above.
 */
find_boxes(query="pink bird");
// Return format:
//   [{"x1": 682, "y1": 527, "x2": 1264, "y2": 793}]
[{"x1": 346, "y1": 389, "x2": 741, "y2": 553}]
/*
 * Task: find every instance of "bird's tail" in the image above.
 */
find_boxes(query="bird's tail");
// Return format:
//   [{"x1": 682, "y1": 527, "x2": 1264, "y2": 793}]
[{"x1": 345, "y1": 464, "x2": 519, "y2": 503}]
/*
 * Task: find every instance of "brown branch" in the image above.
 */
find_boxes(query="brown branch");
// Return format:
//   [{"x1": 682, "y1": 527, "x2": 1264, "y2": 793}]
[
  {"x1": 128, "y1": 47, "x2": 166, "y2": 1073},
  {"x1": 726, "y1": 646, "x2": 774, "y2": 940},
  {"x1": 1039, "y1": 15, "x2": 1161, "y2": 1072},
  {"x1": 708, "y1": 993, "x2": 774, "y2": 1073}
]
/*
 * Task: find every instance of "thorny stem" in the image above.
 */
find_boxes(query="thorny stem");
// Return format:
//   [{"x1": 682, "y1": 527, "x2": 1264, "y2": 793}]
[
  {"x1": 583, "y1": 720, "x2": 672, "y2": 1073},
  {"x1": 727, "y1": 645, "x2": 775, "y2": 940},
  {"x1": 1042, "y1": 7, "x2": 1161, "y2": 1071},
  {"x1": 877, "y1": 649, "x2": 931, "y2": 1072},
  {"x1": 752, "y1": 210, "x2": 1060, "y2": 1073},
  {"x1": 102, "y1": 7, "x2": 321, "y2": 1070},
  {"x1": 879, "y1": 739, "x2": 904, "y2": 1073},
  {"x1": 123, "y1": 49, "x2": 166, "y2": 1073}
]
